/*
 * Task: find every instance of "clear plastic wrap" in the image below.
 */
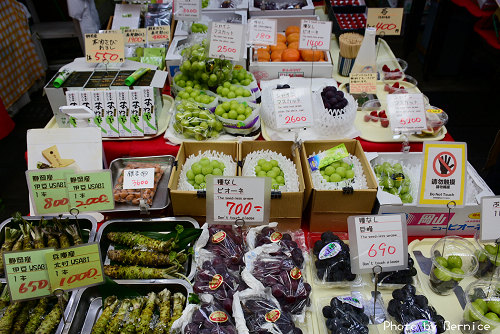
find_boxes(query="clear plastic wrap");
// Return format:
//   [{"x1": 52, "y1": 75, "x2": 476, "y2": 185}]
[
  {"x1": 112, "y1": 162, "x2": 164, "y2": 206},
  {"x1": 213, "y1": 100, "x2": 260, "y2": 135},
  {"x1": 145, "y1": 3, "x2": 173, "y2": 27},
  {"x1": 320, "y1": 295, "x2": 371, "y2": 333},
  {"x1": 373, "y1": 161, "x2": 414, "y2": 204},
  {"x1": 231, "y1": 67, "x2": 261, "y2": 99},
  {"x1": 373, "y1": 253, "x2": 418, "y2": 288},
  {"x1": 184, "y1": 300, "x2": 238, "y2": 334},
  {"x1": 175, "y1": 88, "x2": 219, "y2": 111},
  {"x1": 172, "y1": 100, "x2": 223, "y2": 141}
]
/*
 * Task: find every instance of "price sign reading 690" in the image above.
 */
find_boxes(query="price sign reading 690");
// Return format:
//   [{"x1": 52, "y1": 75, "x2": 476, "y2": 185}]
[{"x1": 347, "y1": 214, "x2": 408, "y2": 274}]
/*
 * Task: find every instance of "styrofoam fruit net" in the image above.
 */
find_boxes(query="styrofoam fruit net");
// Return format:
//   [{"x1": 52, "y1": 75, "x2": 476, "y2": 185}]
[
  {"x1": 242, "y1": 149, "x2": 299, "y2": 192},
  {"x1": 310, "y1": 153, "x2": 368, "y2": 190},
  {"x1": 371, "y1": 158, "x2": 420, "y2": 204},
  {"x1": 178, "y1": 150, "x2": 237, "y2": 191}
]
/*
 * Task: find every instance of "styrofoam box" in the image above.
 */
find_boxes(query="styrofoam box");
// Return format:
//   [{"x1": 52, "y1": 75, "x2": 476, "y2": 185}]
[
  {"x1": 174, "y1": 11, "x2": 247, "y2": 36},
  {"x1": 368, "y1": 152, "x2": 495, "y2": 237},
  {"x1": 166, "y1": 36, "x2": 248, "y2": 84},
  {"x1": 249, "y1": 0, "x2": 314, "y2": 17},
  {"x1": 202, "y1": 0, "x2": 248, "y2": 11}
]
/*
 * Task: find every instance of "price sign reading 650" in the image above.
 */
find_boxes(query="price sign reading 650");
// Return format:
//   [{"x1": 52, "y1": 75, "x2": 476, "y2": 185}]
[{"x1": 348, "y1": 214, "x2": 408, "y2": 274}]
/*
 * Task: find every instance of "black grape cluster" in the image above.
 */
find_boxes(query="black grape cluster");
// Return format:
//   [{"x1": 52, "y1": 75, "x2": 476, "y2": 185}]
[
  {"x1": 313, "y1": 231, "x2": 356, "y2": 282},
  {"x1": 322, "y1": 297, "x2": 369, "y2": 333}
]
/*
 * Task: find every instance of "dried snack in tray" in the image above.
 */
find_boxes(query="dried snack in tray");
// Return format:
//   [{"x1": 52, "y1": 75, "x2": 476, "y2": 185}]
[
  {"x1": 322, "y1": 296, "x2": 370, "y2": 333},
  {"x1": 254, "y1": 226, "x2": 304, "y2": 268},
  {"x1": 113, "y1": 162, "x2": 164, "y2": 206},
  {"x1": 205, "y1": 225, "x2": 245, "y2": 272},
  {"x1": 313, "y1": 231, "x2": 357, "y2": 283},
  {"x1": 184, "y1": 299, "x2": 237, "y2": 334}
]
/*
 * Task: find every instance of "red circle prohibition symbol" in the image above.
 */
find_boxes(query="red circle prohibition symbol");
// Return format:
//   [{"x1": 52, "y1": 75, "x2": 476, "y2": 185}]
[{"x1": 433, "y1": 151, "x2": 457, "y2": 177}]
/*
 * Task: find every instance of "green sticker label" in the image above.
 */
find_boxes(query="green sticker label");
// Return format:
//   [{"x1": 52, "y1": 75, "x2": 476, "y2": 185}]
[
  {"x1": 66, "y1": 171, "x2": 114, "y2": 212},
  {"x1": 308, "y1": 143, "x2": 349, "y2": 171},
  {"x1": 26, "y1": 169, "x2": 74, "y2": 215},
  {"x1": 45, "y1": 243, "x2": 104, "y2": 292},
  {"x1": 4, "y1": 248, "x2": 55, "y2": 301}
]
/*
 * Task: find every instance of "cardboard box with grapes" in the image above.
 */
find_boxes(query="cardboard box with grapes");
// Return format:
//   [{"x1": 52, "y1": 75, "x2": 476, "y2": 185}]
[
  {"x1": 300, "y1": 140, "x2": 378, "y2": 232},
  {"x1": 168, "y1": 142, "x2": 239, "y2": 222},
  {"x1": 239, "y1": 141, "x2": 305, "y2": 229}
]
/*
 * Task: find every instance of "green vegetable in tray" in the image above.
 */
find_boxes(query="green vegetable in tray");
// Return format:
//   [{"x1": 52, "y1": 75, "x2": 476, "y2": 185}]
[
  {"x1": 11, "y1": 300, "x2": 37, "y2": 334},
  {"x1": 107, "y1": 249, "x2": 187, "y2": 267},
  {"x1": 24, "y1": 298, "x2": 49, "y2": 334},
  {"x1": 34, "y1": 302, "x2": 65, "y2": 334},
  {"x1": 0, "y1": 285, "x2": 10, "y2": 309},
  {"x1": 168, "y1": 292, "x2": 186, "y2": 331},
  {"x1": 153, "y1": 289, "x2": 171, "y2": 334},
  {"x1": 121, "y1": 297, "x2": 145, "y2": 334},
  {"x1": 65, "y1": 224, "x2": 83, "y2": 245},
  {"x1": 0, "y1": 302, "x2": 23, "y2": 334},
  {"x1": 137, "y1": 292, "x2": 156, "y2": 334},
  {"x1": 91, "y1": 296, "x2": 119, "y2": 334},
  {"x1": 0, "y1": 227, "x2": 21, "y2": 274},
  {"x1": 12, "y1": 235, "x2": 24, "y2": 251},
  {"x1": 107, "y1": 232, "x2": 175, "y2": 253},
  {"x1": 107, "y1": 299, "x2": 131, "y2": 334},
  {"x1": 104, "y1": 265, "x2": 181, "y2": 279}
]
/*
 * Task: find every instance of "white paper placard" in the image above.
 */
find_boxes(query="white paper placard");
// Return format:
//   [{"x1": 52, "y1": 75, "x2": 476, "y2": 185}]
[
  {"x1": 247, "y1": 18, "x2": 277, "y2": 46},
  {"x1": 348, "y1": 214, "x2": 408, "y2": 274},
  {"x1": 299, "y1": 20, "x2": 332, "y2": 51},
  {"x1": 208, "y1": 22, "x2": 245, "y2": 61},
  {"x1": 480, "y1": 196, "x2": 500, "y2": 242},
  {"x1": 386, "y1": 93, "x2": 427, "y2": 134},
  {"x1": 206, "y1": 176, "x2": 271, "y2": 224},
  {"x1": 418, "y1": 142, "x2": 467, "y2": 207},
  {"x1": 123, "y1": 168, "x2": 155, "y2": 189},
  {"x1": 174, "y1": 0, "x2": 201, "y2": 21},
  {"x1": 272, "y1": 88, "x2": 314, "y2": 129}
]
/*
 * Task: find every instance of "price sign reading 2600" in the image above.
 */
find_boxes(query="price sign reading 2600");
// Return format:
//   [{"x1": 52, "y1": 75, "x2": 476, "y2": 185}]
[{"x1": 272, "y1": 88, "x2": 314, "y2": 129}]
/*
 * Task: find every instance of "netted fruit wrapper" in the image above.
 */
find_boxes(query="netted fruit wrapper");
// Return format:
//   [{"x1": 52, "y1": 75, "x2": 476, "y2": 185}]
[
  {"x1": 245, "y1": 223, "x2": 306, "y2": 268},
  {"x1": 171, "y1": 294, "x2": 237, "y2": 334},
  {"x1": 242, "y1": 150, "x2": 299, "y2": 192},
  {"x1": 113, "y1": 162, "x2": 164, "y2": 206},
  {"x1": 178, "y1": 151, "x2": 237, "y2": 191},
  {"x1": 173, "y1": 102, "x2": 223, "y2": 141},
  {"x1": 233, "y1": 288, "x2": 303, "y2": 334},
  {"x1": 174, "y1": 89, "x2": 219, "y2": 112},
  {"x1": 241, "y1": 243, "x2": 311, "y2": 322},
  {"x1": 309, "y1": 153, "x2": 368, "y2": 190}
]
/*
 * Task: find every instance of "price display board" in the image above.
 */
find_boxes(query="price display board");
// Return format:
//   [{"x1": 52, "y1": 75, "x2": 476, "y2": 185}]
[
  {"x1": 386, "y1": 93, "x2": 427, "y2": 134},
  {"x1": 174, "y1": 0, "x2": 201, "y2": 21},
  {"x1": 124, "y1": 28, "x2": 146, "y2": 45},
  {"x1": 85, "y1": 32, "x2": 125, "y2": 63},
  {"x1": 480, "y1": 196, "x2": 500, "y2": 242},
  {"x1": 206, "y1": 176, "x2": 271, "y2": 224},
  {"x1": 349, "y1": 73, "x2": 377, "y2": 94},
  {"x1": 299, "y1": 20, "x2": 332, "y2": 51},
  {"x1": 208, "y1": 22, "x2": 245, "y2": 61},
  {"x1": 419, "y1": 142, "x2": 467, "y2": 207},
  {"x1": 366, "y1": 8, "x2": 404, "y2": 35},
  {"x1": 45, "y1": 243, "x2": 104, "y2": 292},
  {"x1": 26, "y1": 169, "x2": 74, "y2": 215},
  {"x1": 3, "y1": 248, "x2": 55, "y2": 301},
  {"x1": 348, "y1": 214, "x2": 408, "y2": 274},
  {"x1": 147, "y1": 26, "x2": 170, "y2": 44},
  {"x1": 66, "y1": 171, "x2": 114, "y2": 212},
  {"x1": 247, "y1": 18, "x2": 277, "y2": 46},
  {"x1": 123, "y1": 168, "x2": 155, "y2": 189},
  {"x1": 272, "y1": 88, "x2": 314, "y2": 129}
]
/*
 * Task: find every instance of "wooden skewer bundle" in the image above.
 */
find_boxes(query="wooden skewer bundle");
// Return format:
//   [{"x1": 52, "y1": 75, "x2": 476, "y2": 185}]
[{"x1": 339, "y1": 33, "x2": 364, "y2": 59}]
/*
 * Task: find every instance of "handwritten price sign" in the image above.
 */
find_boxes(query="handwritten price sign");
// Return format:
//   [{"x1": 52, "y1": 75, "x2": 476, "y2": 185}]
[
  {"x1": 26, "y1": 169, "x2": 74, "y2": 215},
  {"x1": 85, "y1": 32, "x2": 125, "y2": 63},
  {"x1": 366, "y1": 8, "x2": 404, "y2": 36},
  {"x1": 248, "y1": 19, "x2": 277, "y2": 46},
  {"x1": 386, "y1": 93, "x2": 427, "y2": 134},
  {"x1": 45, "y1": 243, "x2": 104, "y2": 292},
  {"x1": 125, "y1": 28, "x2": 146, "y2": 45},
  {"x1": 299, "y1": 20, "x2": 332, "y2": 51},
  {"x1": 206, "y1": 176, "x2": 271, "y2": 224},
  {"x1": 123, "y1": 168, "x2": 155, "y2": 189},
  {"x1": 3, "y1": 248, "x2": 55, "y2": 301},
  {"x1": 147, "y1": 26, "x2": 170, "y2": 43},
  {"x1": 348, "y1": 214, "x2": 408, "y2": 274},
  {"x1": 272, "y1": 88, "x2": 314, "y2": 129},
  {"x1": 480, "y1": 196, "x2": 500, "y2": 242},
  {"x1": 175, "y1": 0, "x2": 201, "y2": 21},
  {"x1": 66, "y1": 170, "x2": 114, "y2": 212},
  {"x1": 208, "y1": 22, "x2": 245, "y2": 61}
]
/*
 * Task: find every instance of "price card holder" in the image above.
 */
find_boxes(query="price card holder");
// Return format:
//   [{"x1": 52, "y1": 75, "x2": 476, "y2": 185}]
[
  {"x1": 3, "y1": 248, "x2": 55, "y2": 301},
  {"x1": 272, "y1": 87, "x2": 314, "y2": 129},
  {"x1": 386, "y1": 93, "x2": 427, "y2": 135},
  {"x1": 45, "y1": 243, "x2": 105, "y2": 292},
  {"x1": 26, "y1": 168, "x2": 74, "y2": 215},
  {"x1": 208, "y1": 22, "x2": 245, "y2": 61},
  {"x1": 85, "y1": 32, "x2": 125, "y2": 63},
  {"x1": 480, "y1": 196, "x2": 500, "y2": 242},
  {"x1": 124, "y1": 28, "x2": 147, "y2": 45},
  {"x1": 418, "y1": 141, "x2": 467, "y2": 207},
  {"x1": 147, "y1": 26, "x2": 171, "y2": 45},
  {"x1": 206, "y1": 176, "x2": 271, "y2": 225},
  {"x1": 349, "y1": 73, "x2": 377, "y2": 94},
  {"x1": 174, "y1": 0, "x2": 201, "y2": 21},
  {"x1": 299, "y1": 20, "x2": 332, "y2": 51},
  {"x1": 247, "y1": 18, "x2": 277, "y2": 46},
  {"x1": 66, "y1": 170, "x2": 114, "y2": 212},
  {"x1": 348, "y1": 214, "x2": 408, "y2": 274},
  {"x1": 366, "y1": 8, "x2": 404, "y2": 36}
]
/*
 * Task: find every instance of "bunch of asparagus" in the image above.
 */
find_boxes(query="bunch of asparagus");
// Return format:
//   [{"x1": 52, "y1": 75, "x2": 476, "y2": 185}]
[
  {"x1": 91, "y1": 289, "x2": 185, "y2": 334},
  {"x1": 104, "y1": 225, "x2": 200, "y2": 280},
  {"x1": 0, "y1": 214, "x2": 83, "y2": 275},
  {"x1": 0, "y1": 284, "x2": 67, "y2": 334}
]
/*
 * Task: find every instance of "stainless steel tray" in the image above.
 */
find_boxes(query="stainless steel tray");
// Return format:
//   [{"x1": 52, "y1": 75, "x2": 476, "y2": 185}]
[
  {"x1": 62, "y1": 279, "x2": 192, "y2": 334},
  {"x1": 96, "y1": 217, "x2": 199, "y2": 281},
  {"x1": 108, "y1": 155, "x2": 175, "y2": 212},
  {"x1": 0, "y1": 215, "x2": 97, "y2": 280}
]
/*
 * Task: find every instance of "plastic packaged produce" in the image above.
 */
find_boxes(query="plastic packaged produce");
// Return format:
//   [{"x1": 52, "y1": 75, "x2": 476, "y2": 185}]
[
  {"x1": 373, "y1": 161, "x2": 413, "y2": 203},
  {"x1": 113, "y1": 162, "x2": 164, "y2": 206},
  {"x1": 309, "y1": 153, "x2": 368, "y2": 191},
  {"x1": 175, "y1": 87, "x2": 218, "y2": 111},
  {"x1": 203, "y1": 225, "x2": 245, "y2": 272},
  {"x1": 462, "y1": 280, "x2": 500, "y2": 332},
  {"x1": 213, "y1": 100, "x2": 260, "y2": 135},
  {"x1": 173, "y1": 101, "x2": 223, "y2": 141},
  {"x1": 322, "y1": 295, "x2": 370, "y2": 333},
  {"x1": 375, "y1": 254, "x2": 418, "y2": 286}
]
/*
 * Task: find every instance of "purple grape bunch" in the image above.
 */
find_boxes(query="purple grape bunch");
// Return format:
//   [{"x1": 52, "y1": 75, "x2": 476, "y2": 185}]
[
  {"x1": 322, "y1": 296, "x2": 370, "y2": 333},
  {"x1": 205, "y1": 225, "x2": 245, "y2": 272},
  {"x1": 255, "y1": 227, "x2": 304, "y2": 268},
  {"x1": 313, "y1": 231, "x2": 357, "y2": 282},
  {"x1": 241, "y1": 297, "x2": 303, "y2": 334},
  {"x1": 320, "y1": 86, "x2": 348, "y2": 111},
  {"x1": 184, "y1": 301, "x2": 237, "y2": 334}
]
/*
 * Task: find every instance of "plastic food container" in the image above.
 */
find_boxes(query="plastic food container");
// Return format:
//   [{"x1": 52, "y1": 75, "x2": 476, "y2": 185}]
[
  {"x1": 428, "y1": 236, "x2": 479, "y2": 296},
  {"x1": 414, "y1": 107, "x2": 449, "y2": 137},
  {"x1": 360, "y1": 99, "x2": 390, "y2": 127},
  {"x1": 461, "y1": 279, "x2": 500, "y2": 333},
  {"x1": 378, "y1": 58, "x2": 408, "y2": 80},
  {"x1": 383, "y1": 74, "x2": 418, "y2": 94},
  {"x1": 473, "y1": 231, "x2": 500, "y2": 279}
]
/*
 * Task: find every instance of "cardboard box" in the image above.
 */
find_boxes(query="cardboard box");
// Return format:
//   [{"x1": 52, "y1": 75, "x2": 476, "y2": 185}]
[
  {"x1": 369, "y1": 152, "x2": 495, "y2": 237},
  {"x1": 249, "y1": 0, "x2": 314, "y2": 17},
  {"x1": 168, "y1": 142, "x2": 239, "y2": 222},
  {"x1": 247, "y1": 16, "x2": 333, "y2": 82},
  {"x1": 239, "y1": 141, "x2": 305, "y2": 230},
  {"x1": 174, "y1": 11, "x2": 247, "y2": 36},
  {"x1": 300, "y1": 140, "x2": 378, "y2": 232},
  {"x1": 202, "y1": 0, "x2": 248, "y2": 11}
]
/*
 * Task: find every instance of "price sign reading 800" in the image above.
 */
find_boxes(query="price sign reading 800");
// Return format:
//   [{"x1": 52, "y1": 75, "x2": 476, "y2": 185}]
[{"x1": 348, "y1": 214, "x2": 408, "y2": 274}]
